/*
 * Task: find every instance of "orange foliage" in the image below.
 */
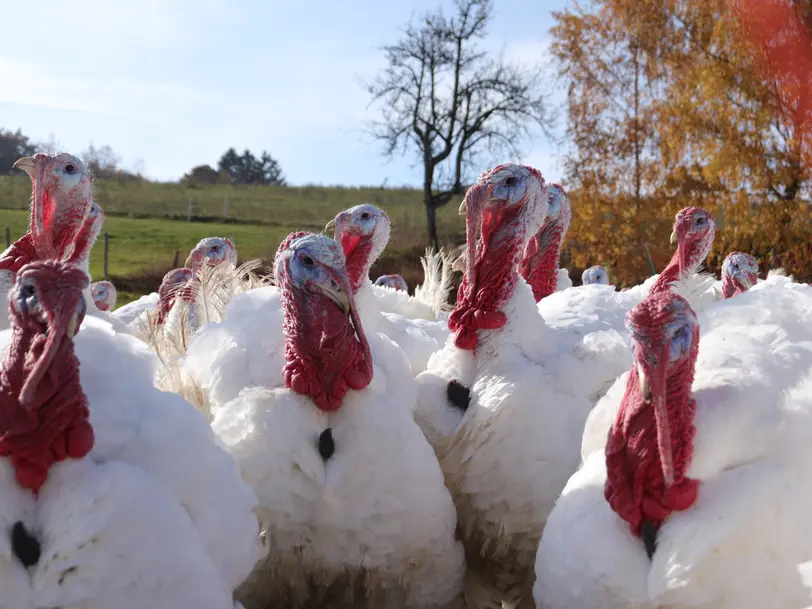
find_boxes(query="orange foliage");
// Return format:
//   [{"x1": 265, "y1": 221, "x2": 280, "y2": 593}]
[{"x1": 552, "y1": 0, "x2": 812, "y2": 285}]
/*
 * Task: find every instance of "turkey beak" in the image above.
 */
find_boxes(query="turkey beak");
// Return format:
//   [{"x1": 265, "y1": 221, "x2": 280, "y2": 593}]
[
  {"x1": 637, "y1": 361, "x2": 652, "y2": 403},
  {"x1": 184, "y1": 249, "x2": 200, "y2": 270},
  {"x1": 13, "y1": 156, "x2": 37, "y2": 178},
  {"x1": 325, "y1": 218, "x2": 337, "y2": 233},
  {"x1": 739, "y1": 271, "x2": 756, "y2": 290},
  {"x1": 669, "y1": 229, "x2": 678, "y2": 245},
  {"x1": 320, "y1": 269, "x2": 351, "y2": 315},
  {"x1": 458, "y1": 199, "x2": 467, "y2": 215},
  {"x1": 67, "y1": 297, "x2": 87, "y2": 338}
]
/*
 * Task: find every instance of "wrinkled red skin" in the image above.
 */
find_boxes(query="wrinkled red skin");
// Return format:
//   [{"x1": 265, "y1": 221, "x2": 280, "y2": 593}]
[
  {"x1": 520, "y1": 221, "x2": 567, "y2": 302},
  {"x1": 721, "y1": 272, "x2": 756, "y2": 299},
  {"x1": 339, "y1": 233, "x2": 368, "y2": 293},
  {"x1": 449, "y1": 204, "x2": 525, "y2": 350},
  {"x1": 0, "y1": 234, "x2": 37, "y2": 275},
  {"x1": 276, "y1": 232, "x2": 373, "y2": 411},
  {"x1": 281, "y1": 289, "x2": 373, "y2": 411},
  {"x1": 0, "y1": 262, "x2": 94, "y2": 494},
  {"x1": 605, "y1": 301, "x2": 700, "y2": 539}
]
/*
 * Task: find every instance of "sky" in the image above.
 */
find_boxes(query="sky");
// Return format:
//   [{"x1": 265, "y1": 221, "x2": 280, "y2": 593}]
[{"x1": 1, "y1": 0, "x2": 570, "y2": 187}]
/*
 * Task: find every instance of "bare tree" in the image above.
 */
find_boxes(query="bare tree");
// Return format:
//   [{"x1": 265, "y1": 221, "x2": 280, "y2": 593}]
[{"x1": 365, "y1": 0, "x2": 551, "y2": 247}]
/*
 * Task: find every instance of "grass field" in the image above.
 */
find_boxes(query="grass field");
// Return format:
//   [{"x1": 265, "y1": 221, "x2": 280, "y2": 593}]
[{"x1": 1, "y1": 176, "x2": 466, "y2": 307}]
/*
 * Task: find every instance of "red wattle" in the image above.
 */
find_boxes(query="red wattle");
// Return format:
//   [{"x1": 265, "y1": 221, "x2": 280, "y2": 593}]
[
  {"x1": 339, "y1": 233, "x2": 361, "y2": 257},
  {"x1": 604, "y1": 298, "x2": 701, "y2": 538},
  {"x1": 0, "y1": 262, "x2": 95, "y2": 494},
  {"x1": 454, "y1": 330, "x2": 478, "y2": 350},
  {"x1": 0, "y1": 233, "x2": 37, "y2": 274}
]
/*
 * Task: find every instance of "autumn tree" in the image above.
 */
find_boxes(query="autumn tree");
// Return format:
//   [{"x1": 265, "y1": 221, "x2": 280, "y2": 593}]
[
  {"x1": 366, "y1": 0, "x2": 551, "y2": 249},
  {"x1": 551, "y1": 1, "x2": 670, "y2": 283},
  {"x1": 552, "y1": 0, "x2": 812, "y2": 283}
]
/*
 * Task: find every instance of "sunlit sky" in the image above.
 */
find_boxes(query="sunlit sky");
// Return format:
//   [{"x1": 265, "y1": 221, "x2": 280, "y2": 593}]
[{"x1": 1, "y1": 0, "x2": 569, "y2": 186}]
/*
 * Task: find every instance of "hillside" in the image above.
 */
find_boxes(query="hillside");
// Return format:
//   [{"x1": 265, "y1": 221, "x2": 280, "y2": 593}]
[{"x1": 0, "y1": 176, "x2": 467, "y2": 306}]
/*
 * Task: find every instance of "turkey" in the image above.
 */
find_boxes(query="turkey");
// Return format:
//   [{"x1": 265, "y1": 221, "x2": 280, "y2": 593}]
[
  {"x1": 374, "y1": 273, "x2": 409, "y2": 291},
  {"x1": 326, "y1": 204, "x2": 452, "y2": 373},
  {"x1": 326, "y1": 204, "x2": 455, "y2": 321},
  {"x1": 455, "y1": 183, "x2": 573, "y2": 301},
  {"x1": 414, "y1": 163, "x2": 598, "y2": 609},
  {"x1": 720, "y1": 251, "x2": 758, "y2": 298},
  {"x1": 64, "y1": 201, "x2": 132, "y2": 333},
  {"x1": 517, "y1": 182, "x2": 573, "y2": 300},
  {"x1": 90, "y1": 280, "x2": 117, "y2": 311},
  {"x1": 533, "y1": 287, "x2": 812, "y2": 609},
  {"x1": 581, "y1": 265, "x2": 610, "y2": 285},
  {"x1": 186, "y1": 236, "x2": 238, "y2": 270},
  {"x1": 128, "y1": 237, "x2": 245, "y2": 350},
  {"x1": 0, "y1": 153, "x2": 93, "y2": 330},
  {"x1": 0, "y1": 259, "x2": 260, "y2": 608},
  {"x1": 211, "y1": 231, "x2": 465, "y2": 609},
  {"x1": 113, "y1": 236, "x2": 238, "y2": 328},
  {"x1": 538, "y1": 207, "x2": 719, "y2": 344}
]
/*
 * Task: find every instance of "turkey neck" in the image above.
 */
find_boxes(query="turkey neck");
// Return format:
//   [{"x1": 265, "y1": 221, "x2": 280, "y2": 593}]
[
  {"x1": 282, "y1": 287, "x2": 373, "y2": 412},
  {"x1": 721, "y1": 274, "x2": 747, "y2": 298},
  {"x1": 0, "y1": 309, "x2": 94, "y2": 494},
  {"x1": 649, "y1": 248, "x2": 683, "y2": 295},
  {"x1": 342, "y1": 235, "x2": 375, "y2": 294},
  {"x1": 520, "y1": 220, "x2": 567, "y2": 302},
  {"x1": 604, "y1": 340, "x2": 700, "y2": 539},
  {"x1": 449, "y1": 204, "x2": 527, "y2": 351}
]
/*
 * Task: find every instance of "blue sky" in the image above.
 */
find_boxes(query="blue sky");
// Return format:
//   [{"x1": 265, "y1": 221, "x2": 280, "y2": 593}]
[{"x1": 1, "y1": 0, "x2": 569, "y2": 186}]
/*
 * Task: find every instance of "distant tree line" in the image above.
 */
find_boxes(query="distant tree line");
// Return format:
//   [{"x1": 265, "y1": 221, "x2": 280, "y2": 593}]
[
  {"x1": 0, "y1": 128, "x2": 144, "y2": 181},
  {"x1": 182, "y1": 148, "x2": 286, "y2": 187},
  {"x1": 0, "y1": 128, "x2": 286, "y2": 188}
]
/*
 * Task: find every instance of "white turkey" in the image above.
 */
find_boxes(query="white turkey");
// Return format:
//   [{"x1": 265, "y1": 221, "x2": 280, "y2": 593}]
[
  {"x1": 113, "y1": 236, "x2": 238, "y2": 329},
  {"x1": 414, "y1": 163, "x2": 595, "y2": 609},
  {"x1": 455, "y1": 183, "x2": 573, "y2": 301},
  {"x1": 65, "y1": 201, "x2": 132, "y2": 333},
  {"x1": 533, "y1": 286, "x2": 812, "y2": 609},
  {"x1": 581, "y1": 265, "x2": 610, "y2": 285},
  {"x1": 326, "y1": 204, "x2": 452, "y2": 374},
  {"x1": 186, "y1": 236, "x2": 238, "y2": 269},
  {"x1": 326, "y1": 204, "x2": 455, "y2": 320},
  {"x1": 90, "y1": 280, "x2": 117, "y2": 312},
  {"x1": 0, "y1": 259, "x2": 260, "y2": 608},
  {"x1": 0, "y1": 153, "x2": 94, "y2": 330},
  {"x1": 517, "y1": 182, "x2": 573, "y2": 300},
  {"x1": 720, "y1": 251, "x2": 758, "y2": 298},
  {"x1": 374, "y1": 273, "x2": 409, "y2": 291},
  {"x1": 211, "y1": 231, "x2": 465, "y2": 609}
]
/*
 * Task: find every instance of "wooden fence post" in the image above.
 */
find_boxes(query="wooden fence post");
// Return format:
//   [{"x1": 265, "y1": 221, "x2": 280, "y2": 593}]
[
  {"x1": 172, "y1": 249, "x2": 180, "y2": 268},
  {"x1": 103, "y1": 233, "x2": 110, "y2": 280},
  {"x1": 187, "y1": 197, "x2": 193, "y2": 222},
  {"x1": 4, "y1": 226, "x2": 10, "y2": 249}
]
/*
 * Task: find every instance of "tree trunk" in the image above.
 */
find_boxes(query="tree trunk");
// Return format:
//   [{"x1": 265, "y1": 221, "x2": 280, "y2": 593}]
[
  {"x1": 424, "y1": 159, "x2": 440, "y2": 250},
  {"x1": 425, "y1": 202, "x2": 439, "y2": 251}
]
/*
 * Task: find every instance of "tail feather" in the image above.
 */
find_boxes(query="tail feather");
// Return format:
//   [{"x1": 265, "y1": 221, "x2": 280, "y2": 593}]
[
  {"x1": 768, "y1": 267, "x2": 793, "y2": 279},
  {"x1": 670, "y1": 270, "x2": 722, "y2": 312},
  {"x1": 191, "y1": 258, "x2": 271, "y2": 327},
  {"x1": 414, "y1": 246, "x2": 456, "y2": 315}
]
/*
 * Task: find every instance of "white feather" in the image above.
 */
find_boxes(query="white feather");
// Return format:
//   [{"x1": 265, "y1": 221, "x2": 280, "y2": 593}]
[{"x1": 534, "y1": 281, "x2": 812, "y2": 609}]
